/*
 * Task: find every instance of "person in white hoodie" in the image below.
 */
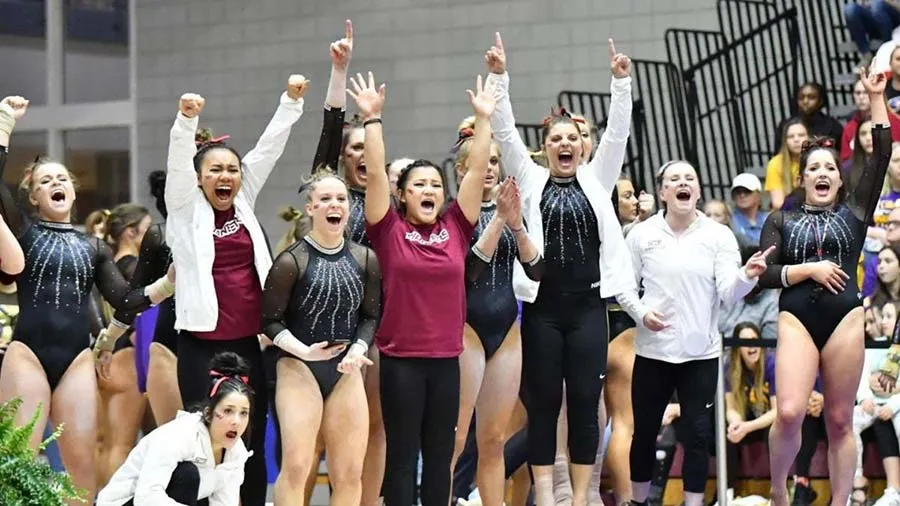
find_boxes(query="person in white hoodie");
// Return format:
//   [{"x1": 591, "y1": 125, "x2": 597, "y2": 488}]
[
  {"x1": 617, "y1": 160, "x2": 771, "y2": 506},
  {"x1": 96, "y1": 352, "x2": 253, "y2": 506},
  {"x1": 853, "y1": 302, "x2": 900, "y2": 506}
]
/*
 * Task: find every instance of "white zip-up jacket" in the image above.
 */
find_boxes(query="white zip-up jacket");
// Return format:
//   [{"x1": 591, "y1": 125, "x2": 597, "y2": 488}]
[
  {"x1": 96, "y1": 411, "x2": 251, "y2": 506},
  {"x1": 618, "y1": 212, "x2": 757, "y2": 362},
  {"x1": 165, "y1": 93, "x2": 304, "y2": 331},
  {"x1": 486, "y1": 71, "x2": 636, "y2": 302}
]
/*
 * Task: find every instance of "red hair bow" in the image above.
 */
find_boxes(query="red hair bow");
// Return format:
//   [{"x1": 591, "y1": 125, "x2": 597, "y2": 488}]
[{"x1": 208, "y1": 369, "x2": 249, "y2": 397}]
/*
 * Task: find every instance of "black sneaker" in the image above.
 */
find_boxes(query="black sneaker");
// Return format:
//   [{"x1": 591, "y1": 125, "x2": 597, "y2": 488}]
[{"x1": 792, "y1": 483, "x2": 818, "y2": 506}]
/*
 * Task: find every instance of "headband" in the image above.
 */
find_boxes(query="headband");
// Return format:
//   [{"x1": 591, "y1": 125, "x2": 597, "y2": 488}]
[{"x1": 209, "y1": 369, "x2": 249, "y2": 397}]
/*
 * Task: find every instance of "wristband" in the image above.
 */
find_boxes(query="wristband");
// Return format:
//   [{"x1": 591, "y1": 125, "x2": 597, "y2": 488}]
[
  {"x1": 363, "y1": 118, "x2": 382, "y2": 127},
  {"x1": 0, "y1": 104, "x2": 15, "y2": 138},
  {"x1": 93, "y1": 329, "x2": 115, "y2": 353},
  {"x1": 146, "y1": 275, "x2": 175, "y2": 301}
]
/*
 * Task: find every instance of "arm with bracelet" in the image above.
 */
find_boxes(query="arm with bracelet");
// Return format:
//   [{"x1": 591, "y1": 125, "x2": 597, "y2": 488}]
[{"x1": 338, "y1": 246, "x2": 380, "y2": 373}]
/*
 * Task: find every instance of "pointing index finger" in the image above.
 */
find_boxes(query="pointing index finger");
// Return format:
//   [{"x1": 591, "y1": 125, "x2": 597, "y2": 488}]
[
  {"x1": 608, "y1": 39, "x2": 617, "y2": 60},
  {"x1": 345, "y1": 19, "x2": 353, "y2": 41},
  {"x1": 761, "y1": 245, "x2": 776, "y2": 259},
  {"x1": 495, "y1": 32, "x2": 504, "y2": 51}
]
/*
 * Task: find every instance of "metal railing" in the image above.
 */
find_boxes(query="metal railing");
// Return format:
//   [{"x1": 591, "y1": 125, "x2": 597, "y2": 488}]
[
  {"x1": 554, "y1": 60, "x2": 689, "y2": 194},
  {"x1": 665, "y1": 2, "x2": 801, "y2": 199},
  {"x1": 713, "y1": 336, "x2": 891, "y2": 485},
  {"x1": 766, "y1": 0, "x2": 858, "y2": 111}
]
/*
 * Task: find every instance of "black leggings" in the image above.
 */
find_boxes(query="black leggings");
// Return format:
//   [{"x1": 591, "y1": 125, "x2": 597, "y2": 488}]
[
  {"x1": 380, "y1": 355, "x2": 460, "y2": 506},
  {"x1": 630, "y1": 356, "x2": 718, "y2": 493},
  {"x1": 178, "y1": 333, "x2": 268, "y2": 506},
  {"x1": 520, "y1": 291, "x2": 607, "y2": 466},
  {"x1": 123, "y1": 461, "x2": 209, "y2": 506},
  {"x1": 796, "y1": 414, "x2": 826, "y2": 477}
]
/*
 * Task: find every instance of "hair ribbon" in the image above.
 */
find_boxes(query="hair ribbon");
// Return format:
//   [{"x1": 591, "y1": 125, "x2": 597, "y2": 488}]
[{"x1": 209, "y1": 369, "x2": 249, "y2": 397}]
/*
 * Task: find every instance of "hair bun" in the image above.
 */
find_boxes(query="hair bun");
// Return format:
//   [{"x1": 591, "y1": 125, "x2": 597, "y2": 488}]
[
  {"x1": 148, "y1": 170, "x2": 166, "y2": 197},
  {"x1": 207, "y1": 351, "x2": 250, "y2": 379},
  {"x1": 278, "y1": 205, "x2": 303, "y2": 222}
]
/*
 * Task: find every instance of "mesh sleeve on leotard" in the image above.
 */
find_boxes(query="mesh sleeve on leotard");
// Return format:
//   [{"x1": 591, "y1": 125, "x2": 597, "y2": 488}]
[
  {"x1": 350, "y1": 244, "x2": 381, "y2": 348},
  {"x1": 261, "y1": 243, "x2": 305, "y2": 341},
  {"x1": 757, "y1": 211, "x2": 786, "y2": 289}
]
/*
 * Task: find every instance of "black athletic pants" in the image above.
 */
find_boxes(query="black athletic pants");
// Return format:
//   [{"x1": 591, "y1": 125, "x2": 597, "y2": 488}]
[
  {"x1": 520, "y1": 291, "x2": 608, "y2": 465},
  {"x1": 380, "y1": 355, "x2": 460, "y2": 506},
  {"x1": 630, "y1": 356, "x2": 718, "y2": 493},
  {"x1": 123, "y1": 461, "x2": 209, "y2": 506}
]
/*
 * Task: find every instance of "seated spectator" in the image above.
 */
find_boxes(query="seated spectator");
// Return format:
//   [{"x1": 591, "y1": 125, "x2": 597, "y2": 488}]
[
  {"x1": 720, "y1": 245, "x2": 779, "y2": 340},
  {"x1": 869, "y1": 298, "x2": 888, "y2": 343},
  {"x1": 873, "y1": 244, "x2": 900, "y2": 308},
  {"x1": 765, "y1": 118, "x2": 808, "y2": 210},
  {"x1": 730, "y1": 173, "x2": 769, "y2": 246},
  {"x1": 96, "y1": 352, "x2": 252, "y2": 506},
  {"x1": 772, "y1": 83, "x2": 843, "y2": 155},
  {"x1": 864, "y1": 207, "x2": 900, "y2": 296},
  {"x1": 842, "y1": 78, "x2": 900, "y2": 163},
  {"x1": 703, "y1": 199, "x2": 731, "y2": 226},
  {"x1": 843, "y1": 1, "x2": 900, "y2": 62},
  {"x1": 851, "y1": 301, "x2": 900, "y2": 506},
  {"x1": 724, "y1": 322, "x2": 776, "y2": 502},
  {"x1": 884, "y1": 44, "x2": 900, "y2": 114}
]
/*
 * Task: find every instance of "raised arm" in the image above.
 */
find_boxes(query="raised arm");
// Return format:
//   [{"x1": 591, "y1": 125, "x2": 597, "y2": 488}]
[
  {"x1": 588, "y1": 40, "x2": 633, "y2": 192},
  {"x1": 310, "y1": 20, "x2": 353, "y2": 176},
  {"x1": 484, "y1": 33, "x2": 545, "y2": 192},
  {"x1": 456, "y1": 75, "x2": 496, "y2": 225},
  {"x1": 348, "y1": 72, "x2": 390, "y2": 225},
  {"x1": 849, "y1": 68, "x2": 892, "y2": 222},
  {"x1": 241, "y1": 76, "x2": 307, "y2": 207},
  {"x1": 0, "y1": 97, "x2": 29, "y2": 239},
  {"x1": 262, "y1": 246, "x2": 342, "y2": 362},
  {"x1": 166, "y1": 94, "x2": 204, "y2": 215}
]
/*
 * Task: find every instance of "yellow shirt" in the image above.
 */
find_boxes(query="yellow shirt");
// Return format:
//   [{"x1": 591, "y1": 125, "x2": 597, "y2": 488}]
[{"x1": 765, "y1": 154, "x2": 800, "y2": 192}]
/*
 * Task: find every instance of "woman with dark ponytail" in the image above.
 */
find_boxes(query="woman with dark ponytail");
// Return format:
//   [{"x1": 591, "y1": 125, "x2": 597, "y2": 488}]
[
  {"x1": 97, "y1": 351, "x2": 253, "y2": 506},
  {"x1": 96, "y1": 203, "x2": 153, "y2": 487},
  {"x1": 111, "y1": 169, "x2": 182, "y2": 426}
]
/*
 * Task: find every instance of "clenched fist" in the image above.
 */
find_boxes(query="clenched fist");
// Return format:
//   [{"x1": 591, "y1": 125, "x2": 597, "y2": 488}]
[
  {"x1": 287, "y1": 75, "x2": 310, "y2": 101},
  {"x1": 179, "y1": 93, "x2": 205, "y2": 118},
  {"x1": 1, "y1": 96, "x2": 29, "y2": 120}
]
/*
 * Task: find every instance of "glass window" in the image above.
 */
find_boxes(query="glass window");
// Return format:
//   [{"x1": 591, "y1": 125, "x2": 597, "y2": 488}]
[
  {"x1": 64, "y1": 127, "x2": 129, "y2": 223},
  {"x1": 0, "y1": 1, "x2": 48, "y2": 105},
  {"x1": 64, "y1": 0, "x2": 129, "y2": 103},
  {"x1": 3, "y1": 131, "x2": 48, "y2": 189}
]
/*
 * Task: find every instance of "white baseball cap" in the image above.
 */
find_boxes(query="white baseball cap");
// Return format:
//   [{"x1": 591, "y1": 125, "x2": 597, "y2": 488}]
[{"x1": 731, "y1": 173, "x2": 762, "y2": 192}]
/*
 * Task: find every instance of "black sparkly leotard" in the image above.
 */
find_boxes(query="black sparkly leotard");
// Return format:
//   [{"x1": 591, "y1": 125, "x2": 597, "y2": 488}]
[
  {"x1": 113, "y1": 224, "x2": 178, "y2": 355},
  {"x1": 111, "y1": 254, "x2": 138, "y2": 352},
  {"x1": 262, "y1": 236, "x2": 381, "y2": 398},
  {"x1": 0, "y1": 146, "x2": 157, "y2": 390},
  {"x1": 539, "y1": 176, "x2": 602, "y2": 294},
  {"x1": 465, "y1": 201, "x2": 543, "y2": 358},
  {"x1": 347, "y1": 187, "x2": 369, "y2": 247},
  {"x1": 759, "y1": 124, "x2": 892, "y2": 350}
]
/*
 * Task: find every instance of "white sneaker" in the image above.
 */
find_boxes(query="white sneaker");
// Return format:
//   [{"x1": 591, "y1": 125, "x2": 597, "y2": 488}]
[{"x1": 874, "y1": 488, "x2": 900, "y2": 506}]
